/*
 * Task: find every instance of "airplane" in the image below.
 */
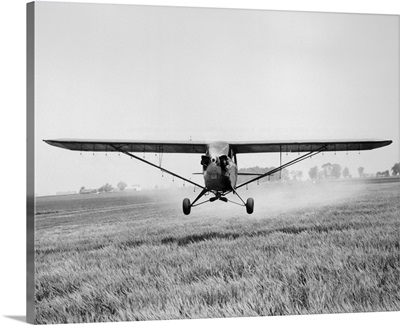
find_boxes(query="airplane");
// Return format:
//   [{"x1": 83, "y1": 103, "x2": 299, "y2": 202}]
[{"x1": 44, "y1": 138, "x2": 392, "y2": 215}]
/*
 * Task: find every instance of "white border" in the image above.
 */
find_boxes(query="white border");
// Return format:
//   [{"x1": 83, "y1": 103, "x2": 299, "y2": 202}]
[{"x1": 0, "y1": 1, "x2": 398, "y2": 325}]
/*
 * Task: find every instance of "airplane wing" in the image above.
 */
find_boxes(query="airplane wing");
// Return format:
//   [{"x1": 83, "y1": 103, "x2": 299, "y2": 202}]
[
  {"x1": 44, "y1": 138, "x2": 392, "y2": 154},
  {"x1": 229, "y1": 139, "x2": 392, "y2": 154},
  {"x1": 43, "y1": 139, "x2": 208, "y2": 154}
]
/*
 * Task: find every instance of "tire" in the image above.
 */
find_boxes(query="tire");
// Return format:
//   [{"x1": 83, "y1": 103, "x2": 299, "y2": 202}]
[
  {"x1": 183, "y1": 198, "x2": 191, "y2": 215},
  {"x1": 246, "y1": 197, "x2": 254, "y2": 214}
]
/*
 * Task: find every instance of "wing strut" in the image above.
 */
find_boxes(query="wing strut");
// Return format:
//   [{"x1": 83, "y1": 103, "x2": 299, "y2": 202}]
[
  {"x1": 111, "y1": 145, "x2": 206, "y2": 190},
  {"x1": 235, "y1": 144, "x2": 328, "y2": 190}
]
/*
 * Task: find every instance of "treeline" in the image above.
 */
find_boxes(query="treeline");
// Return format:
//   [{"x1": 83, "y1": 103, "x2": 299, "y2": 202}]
[
  {"x1": 308, "y1": 164, "x2": 346, "y2": 181},
  {"x1": 239, "y1": 162, "x2": 399, "y2": 182},
  {"x1": 374, "y1": 162, "x2": 399, "y2": 177},
  {"x1": 238, "y1": 167, "x2": 291, "y2": 183},
  {"x1": 307, "y1": 161, "x2": 399, "y2": 181},
  {"x1": 79, "y1": 181, "x2": 127, "y2": 194}
]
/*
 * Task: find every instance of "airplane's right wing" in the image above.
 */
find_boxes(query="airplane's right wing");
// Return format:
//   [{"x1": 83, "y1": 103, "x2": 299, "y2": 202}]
[
  {"x1": 44, "y1": 139, "x2": 208, "y2": 154},
  {"x1": 44, "y1": 138, "x2": 209, "y2": 189}
]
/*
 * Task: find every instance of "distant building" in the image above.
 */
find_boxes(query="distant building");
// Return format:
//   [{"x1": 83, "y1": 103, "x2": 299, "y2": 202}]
[
  {"x1": 56, "y1": 191, "x2": 77, "y2": 196},
  {"x1": 79, "y1": 188, "x2": 97, "y2": 194},
  {"x1": 132, "y1": 184, "x2": 141, "y2": 191}
]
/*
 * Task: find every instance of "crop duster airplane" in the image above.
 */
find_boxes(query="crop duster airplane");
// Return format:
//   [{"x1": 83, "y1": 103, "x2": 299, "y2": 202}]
[{"x1": 45, "y1": 139, "x2": 392, "y2": 215}]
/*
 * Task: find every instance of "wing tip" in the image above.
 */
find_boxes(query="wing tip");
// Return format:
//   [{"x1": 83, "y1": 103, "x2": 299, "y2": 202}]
[{"x1": 380, "y1": 139, "x2": 392, "y2": 148}]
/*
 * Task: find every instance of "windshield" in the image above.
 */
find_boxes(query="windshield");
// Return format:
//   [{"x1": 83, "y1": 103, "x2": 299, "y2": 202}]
[{"x1": 207, "y1": 141, "x2": 230, "y2": 157}]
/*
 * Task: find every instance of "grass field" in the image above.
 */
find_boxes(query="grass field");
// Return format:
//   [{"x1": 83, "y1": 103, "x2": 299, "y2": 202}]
[{"x1": 34, "y1": 178, "x2": 400, "y2": 323}]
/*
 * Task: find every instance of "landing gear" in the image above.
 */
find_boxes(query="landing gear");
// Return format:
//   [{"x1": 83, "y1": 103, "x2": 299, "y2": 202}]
[
  {"x1": 183, "y1": 198, "x2": 191, "y2": 215},
  {"x1": 246, "y1": 197, "x2": 254, "y2": 214},
  {"x1": 182, "y1": 190, "x2": 254, "y2": 215},
  {"x1": 182, "y1": 188, "x2": 210, "y2": 215}
]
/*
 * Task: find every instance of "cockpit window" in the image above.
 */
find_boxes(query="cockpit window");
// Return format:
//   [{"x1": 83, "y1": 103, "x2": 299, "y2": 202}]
[{"x1": 207, "y1": 142, "x2": 230, "y2": 157}]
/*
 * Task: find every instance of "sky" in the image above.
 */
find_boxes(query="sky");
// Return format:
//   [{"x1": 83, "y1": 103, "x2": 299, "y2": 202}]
[{"x1": 34, "y1": 2, "x2": 399, "y2": 196}]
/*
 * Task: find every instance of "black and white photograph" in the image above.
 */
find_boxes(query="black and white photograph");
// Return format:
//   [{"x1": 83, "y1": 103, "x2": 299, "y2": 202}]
[{"x1": 2, "y1": 1, "x2": 400, "y2": 325}]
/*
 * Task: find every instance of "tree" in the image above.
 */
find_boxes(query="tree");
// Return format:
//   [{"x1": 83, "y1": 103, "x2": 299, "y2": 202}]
[
  {"x1": 117, "y1": 181, "x2": 127, "y2": 191},
  {"x1": 342, "y1": 167, "x2": 350, "y2": 178},
  {"x1": 392, "y1": 162, "x2": 400, "y2": 176},
  {"x1": 377, "y1": 170, "x2": 390, "y2": 177},
  {"x1": 298, "y1": 170, "x2": 303, "y2": 181},
  {"x1": 79, "y1": 186, "x2": 85, "y2": 194},
  {"x1": 309, "y1": 166, "x2": 318, "y2": 181},
  {"x1": 281, "y1": 169, "x2": 290, "y2": 181},
  {"x1": 321, "y1": 163, "x2": 332, "y2": 178},
  {"x1": 358, "y1": 166, "x2": 364, "y2": 178},
  {"x1": 98, "y1": 183, "x2": 113, "y2": 193},
  {"x1": 331, "y1": 164, "x2": 342, "y2": 179},
  {"x1": 291, "y1": 170, "x2": 304, "y2": 181}
]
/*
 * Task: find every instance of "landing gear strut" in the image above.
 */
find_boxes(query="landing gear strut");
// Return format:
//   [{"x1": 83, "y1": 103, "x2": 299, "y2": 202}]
[{"x1": 182, "y1": 188, "x2": 209, "y2": 215}]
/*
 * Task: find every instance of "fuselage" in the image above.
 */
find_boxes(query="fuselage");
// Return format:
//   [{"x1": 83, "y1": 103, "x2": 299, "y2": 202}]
[{"x1": 202, "y1": 141, "x2": 238, "y2": 192}]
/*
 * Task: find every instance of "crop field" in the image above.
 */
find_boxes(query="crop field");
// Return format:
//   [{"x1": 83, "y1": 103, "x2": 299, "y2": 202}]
[{"x1": 34, "y1": 178, "x2": 400, "y2": 324}]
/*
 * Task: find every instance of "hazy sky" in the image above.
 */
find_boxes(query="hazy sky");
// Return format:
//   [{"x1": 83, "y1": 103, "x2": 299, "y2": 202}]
[{"x1": 35, "y1": 2, "x2": 399, "y2": 195}]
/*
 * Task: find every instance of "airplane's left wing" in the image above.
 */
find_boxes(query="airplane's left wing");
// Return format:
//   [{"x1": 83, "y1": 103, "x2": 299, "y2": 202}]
[
  {"x1": 230, "y1": 139, "x2": 392, "y2": 154},
  {"x1": 44, "y1": 139, "x2": 208, "y2": 154}
]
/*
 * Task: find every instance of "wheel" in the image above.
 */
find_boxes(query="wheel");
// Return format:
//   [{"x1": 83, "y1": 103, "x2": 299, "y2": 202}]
[
  {"x1": 246, "y1": 197, "x2": 254, "y2": 214},
  {"x1": 183, "y1": 198, "x2": 191, "y2": 215}
]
